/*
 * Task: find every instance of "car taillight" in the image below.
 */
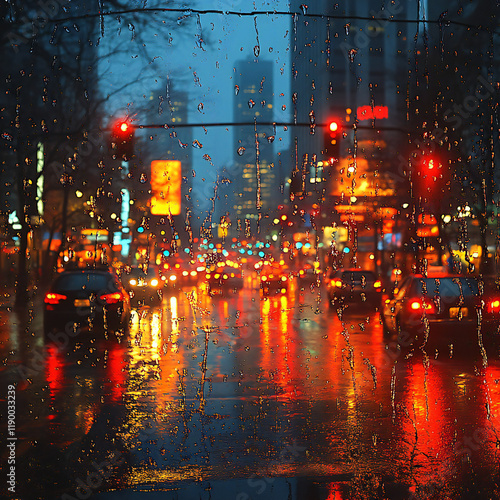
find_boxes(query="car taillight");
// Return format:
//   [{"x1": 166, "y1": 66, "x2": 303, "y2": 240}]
[
  {"x1": 409, "y1": 299, "x2": 435, "y2": 314},
  {"x1": 487, "y1": 299, "x2": 500, "y2": 314},
  {"x1": 100, "y1": 292, "x2": 122, "y2": 304},
  {"x1": 373, "y1": 280, "x2": 382, "y2": 290},
  {"x1": 44, "y1": 292, "x2": 67, "y2": 304}
]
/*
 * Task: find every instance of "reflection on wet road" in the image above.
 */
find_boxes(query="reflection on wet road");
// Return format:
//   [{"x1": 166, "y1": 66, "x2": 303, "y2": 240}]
[{"x1": 1, "y1": 282, "x2": 500, "y2": 499}]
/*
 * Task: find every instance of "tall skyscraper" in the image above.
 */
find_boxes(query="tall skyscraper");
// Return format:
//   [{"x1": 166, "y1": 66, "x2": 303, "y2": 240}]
[
  {"x1": 289, "y1": 0, "x2": 415, "y2": 197},
  {"x1": 229, "y1": 58, "x2": 279, "y2": 236}
]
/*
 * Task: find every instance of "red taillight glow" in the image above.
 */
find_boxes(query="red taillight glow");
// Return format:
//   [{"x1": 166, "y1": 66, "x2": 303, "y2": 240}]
[
  {"x1": 409, "y1": 299, "x2": 435, "y2": 314},
  {"x1": 44, "y1": 293, "x2": 67, "y2": 304},
  {"x1": 374, "y1": 280, "x2": 382, "y2": 290},
  {"x1": 100, "y1": 292, "x2": 122, "y2": 304},
  {"x1": 488, "y1": 299, "x2": 500, "y2": 314},
  {"x1": 334, "y1": 279, "x2": 343, "y2": 288}
]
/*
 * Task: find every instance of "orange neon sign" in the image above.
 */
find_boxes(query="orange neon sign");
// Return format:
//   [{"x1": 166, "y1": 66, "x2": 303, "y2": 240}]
[{"x1": 150, "y1": 160, "x2": 182, "y2": 215}]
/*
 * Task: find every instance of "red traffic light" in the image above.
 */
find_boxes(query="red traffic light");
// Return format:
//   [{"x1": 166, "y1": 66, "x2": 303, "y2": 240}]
[
  {"x1": 329, "y1": 121, "x2": 339, "y2": 133},
  {"x1": 323, "y1": 119, "x2": 342, "y2": 160},
  {"x1": 110, "y1": 119, "x2": 135, "y2": 160}
]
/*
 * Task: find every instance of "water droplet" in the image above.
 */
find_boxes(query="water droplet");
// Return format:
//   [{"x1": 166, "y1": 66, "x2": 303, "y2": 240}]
[
  {"x1": 281, "y1": 105, "x2": 287, "y2": 111},
  {"x1": 234, "y1": 85, "x2": 239, "y2": 95},
  {"x1": 237, "y1": 147, "x2": 246, "y2": 156},
  {"x1": 248, "y1": 100, "x2": 255, "y2": 108},
  {"x1": 192, "y1": 140, "x2": 203, "y2": 149},
  {"x1": 300, "y1": 4, "x2": 308, "y2": 15},
  {"x1": 348, "y1": 48, "x2": 357, "y2": 62},
  {"x1": 169, "y1": 131, "x2": 177, "y2": 138},
  {"x1": 254, "y1": 45, "x2": 260, "y2": 57},
  {"x1": 202, "y1": 154, "x2": 212, "y2": 161},
  {"x1": 267, "y1": 136, "x2": 275, "y2": 143},
  {"x1": 344, "y1": 23, "x2": 350, "y2": 35},
  {"x1": 140, "y1": 173, "x2": 147, "y2": 183},
  {"x1": 178, "y1": 139, "x2": 188, "y2": 149},
  {"x1": 197, "y1": 102, "x2": 204, "y2": 113}
]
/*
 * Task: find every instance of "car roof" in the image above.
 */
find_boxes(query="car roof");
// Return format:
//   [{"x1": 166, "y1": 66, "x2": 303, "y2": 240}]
[
  {"x1": 57, "y1": 268, "x2": 114, "y2": 276},
  {"x1": 410, "y1": 274, "x2": 475, "y2": 280}
]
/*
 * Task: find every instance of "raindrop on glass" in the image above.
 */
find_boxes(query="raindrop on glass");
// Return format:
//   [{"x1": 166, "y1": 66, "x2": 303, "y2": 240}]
[
  {"x1": 344, "y1": 23, "x2": 350, "y2": 35},
  {"x1": 254, "y1": 45, "x2": 260, "y2": 57},
  {"x1": 348, "y1": 48, "x2": 357, "y2": 62},
  {"x1": 267, "y1": 136, "x2": 275, "y2": 143},
  {"x1": 235, "y1": 85, "x2": 239, "y2": 95},
  {"x1": 300, "y1": 4, "x2": 308, "y2": 15},
  {"x1": 178, "y1": 139, "x2": 188, "y2": 149},
  {"x1": 140, "y1": 173, "x2": 147, "y2": 183},
  {"x1": 198, "y1": 102, "x2": 204, "y2": 113},
  {"x1": 237, "y1": 147, "x2": 246, "y2": 156},
  {"x1": 248, "y1": 100, "x2": 255, "y2": 108},
  {"x1": 192, "y1": 140, "x2": 203, "y2": 149}
]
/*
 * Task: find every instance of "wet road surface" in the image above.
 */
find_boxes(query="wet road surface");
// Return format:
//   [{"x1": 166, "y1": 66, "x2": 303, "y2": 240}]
[{"x1": 1, "y1": 277, "x2": 500, "y2": 499}]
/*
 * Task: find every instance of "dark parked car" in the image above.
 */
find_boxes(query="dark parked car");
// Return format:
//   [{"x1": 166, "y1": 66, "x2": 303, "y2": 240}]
[
  {"x1": 121, "y1": 265, "x2": 164, "y2": 305},
  {"x1": 327, "y1": 269, "x2": 382, "y2": 309},
  {"x1": 381, "y1": 274, "x2": 482, "y2": 347},
  {"x1": 44, "y1": 268, "x2": 131, "y2": 337},
  {"x1": 480, "y1": 276, "x2": 500, "y2": 335}
]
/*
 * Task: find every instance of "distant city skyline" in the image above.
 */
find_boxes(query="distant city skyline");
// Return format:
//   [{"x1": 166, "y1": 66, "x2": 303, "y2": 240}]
[{"x1": 97, "y1": 1, "x2": 291, "y2": 225}]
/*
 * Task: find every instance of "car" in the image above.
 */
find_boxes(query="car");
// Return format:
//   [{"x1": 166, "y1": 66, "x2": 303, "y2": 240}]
[
  {"x1": 162, "y1": 258, "x2": 204, "y2": 288},
  {"x1": 480, "y1": 276, "x2": 500, "y2": 335},
  {"x1": 259, "y1": 260, "x2": 290, "y2": 295},
  {"x1": 327, "y1": 268, "x2": 382, "y2": 309},
  {"x1": 121, "y1": 265, "x2": 164, "y2": 305},
  {"x1": 294, "y1": 260, "x2": 323, "y2": 285},
  {"x1": 205, "y1": 260, "x2": 244, "y2": 294},
  {"x1": 43, "y1": 267, "x2": 131, "y2": 337},
  {"x1": 380, "y1": 274, "x2": 483, "y2": 347}
]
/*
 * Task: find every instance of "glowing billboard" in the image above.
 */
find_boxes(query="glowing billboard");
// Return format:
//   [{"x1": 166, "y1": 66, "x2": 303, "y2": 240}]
[{"x1": 150, "y1": 160, "x2": 181, "y2": 215}]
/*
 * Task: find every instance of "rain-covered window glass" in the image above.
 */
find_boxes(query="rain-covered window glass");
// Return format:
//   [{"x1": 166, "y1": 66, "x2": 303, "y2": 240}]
[{"x1": 1, "y1": 1, "x2": 499, "y2": 499}]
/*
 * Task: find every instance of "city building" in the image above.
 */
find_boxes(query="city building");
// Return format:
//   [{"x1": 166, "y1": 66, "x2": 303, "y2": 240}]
[{"x1": 227, "y1": 58, "x2": 283, "y2": 237}]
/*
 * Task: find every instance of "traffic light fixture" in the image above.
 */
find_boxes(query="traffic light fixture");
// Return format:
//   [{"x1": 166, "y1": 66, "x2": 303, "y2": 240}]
[
  {"x1": 323, "y1": 119, "x2": 342, "y2": 163},
  {"x1": 110, "y1": 120, "x2": 135, "y2": 160}
]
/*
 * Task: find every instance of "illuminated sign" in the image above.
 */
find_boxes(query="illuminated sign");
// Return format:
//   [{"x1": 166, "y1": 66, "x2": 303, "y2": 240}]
[
  {"x1": 150, "y1": 160, "x2": 181, "y2": 216},
  {"x1": 357, "y1": 105, "x2": 389, "y2": 121}
]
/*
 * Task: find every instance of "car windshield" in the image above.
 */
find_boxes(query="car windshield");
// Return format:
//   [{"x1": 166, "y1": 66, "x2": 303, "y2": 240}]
[
  {"x1": 124, "y1": 267, "x2": 158, "y2": 278},
  {"x1": 54, "y1": 272, "x2": 112, "y2": 291},
  {"x1": 341, "y1": 271, "x2": 376, "y2": 282},
  {"x1": 2, "y1": 1, "x2": 500, "y2": 499},
  {"x1": 412, "y1": 277, "x2": 480, "y2": 296}
]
